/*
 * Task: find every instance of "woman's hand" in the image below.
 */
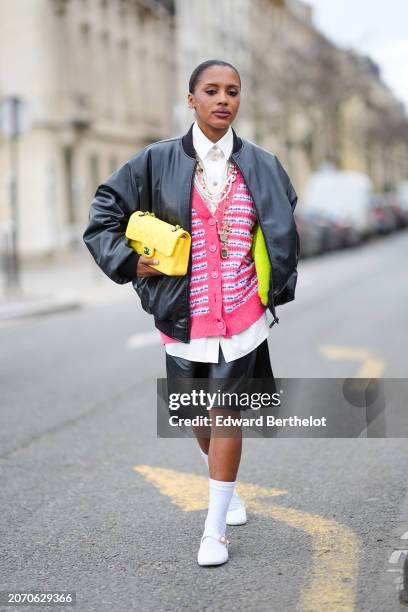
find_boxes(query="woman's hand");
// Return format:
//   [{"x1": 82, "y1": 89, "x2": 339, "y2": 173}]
[{"x1": 137, "y1": 256, "x2": 164, "y2": 277}]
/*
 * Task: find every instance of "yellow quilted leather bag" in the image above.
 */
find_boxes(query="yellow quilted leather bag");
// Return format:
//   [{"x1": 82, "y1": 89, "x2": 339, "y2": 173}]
[{"x1": 125, "y1": 211, "x2": 191, "y2": 276}]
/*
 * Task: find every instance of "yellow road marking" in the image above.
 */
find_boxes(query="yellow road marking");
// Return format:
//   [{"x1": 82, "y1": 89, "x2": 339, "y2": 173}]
[
  {"x1": 134, "y1": 464, "x2": 287, "y2": 511},
  {"x1": 321, "y1": 346, "x2": 385, "y2": 378},
  {"x1": 250, "y1": 500, "x2": 361, "y2": 612},
  {"x1": 134, "y1": 465, "x2": 361, "y2": 612}
]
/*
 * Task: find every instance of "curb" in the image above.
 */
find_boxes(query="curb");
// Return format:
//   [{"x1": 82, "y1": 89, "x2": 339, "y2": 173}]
[
  {"x1": 400, "y1": 555, "x2": 408, "y2": 605},
  {"x1": 381, "y1": 477, "x2": 408, "y2": 607}
]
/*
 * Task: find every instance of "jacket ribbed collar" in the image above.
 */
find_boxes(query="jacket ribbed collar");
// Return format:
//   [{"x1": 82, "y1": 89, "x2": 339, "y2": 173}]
[{"x1": 181, "y1": 122, "x2": 242, "y2": 159}]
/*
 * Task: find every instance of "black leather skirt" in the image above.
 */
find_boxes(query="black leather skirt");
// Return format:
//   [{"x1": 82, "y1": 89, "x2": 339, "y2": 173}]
[{"x1": 165, "y1": 339, "x2": 275, "y2": 414}]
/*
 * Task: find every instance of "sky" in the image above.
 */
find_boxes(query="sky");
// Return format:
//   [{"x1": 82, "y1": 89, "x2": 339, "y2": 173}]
[{"x1": 306, "y1": 0, "x2": 408, "y2": 111}]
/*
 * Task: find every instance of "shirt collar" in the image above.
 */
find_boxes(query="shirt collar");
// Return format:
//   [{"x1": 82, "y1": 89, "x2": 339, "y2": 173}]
[{"x1": 192, "y1": 120, "x2": 233, "y2": 161}]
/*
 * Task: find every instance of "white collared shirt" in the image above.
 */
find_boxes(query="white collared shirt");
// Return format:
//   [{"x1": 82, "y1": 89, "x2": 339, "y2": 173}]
[
  {"x1": 193, "y1": 120, "x2": 233, "y2": 211},
  {"x1": 164, "y1": 120, "x2": 270, "y2": 363}
]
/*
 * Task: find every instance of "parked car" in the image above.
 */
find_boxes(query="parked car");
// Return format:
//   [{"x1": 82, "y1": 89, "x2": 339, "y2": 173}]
[
  {"x1": 369, "y1": 193, "x2": 397, "y2": 234},
  {"x1": 389, "y1": 189, "x2": 408, "y2": 228},
  {"x1": 303, "y1": 169, "x2": 375, "y2": 240},
  {"x1": 294, "y1": 211, "x2": 324, "y2": 257},
  {"x1": 326, "y1": 210, "x2": 362, "y2": 248},
  {"x1": 315, "y1": 210, "x2": 344, "y2": 252},
  {"x1": 296, "y1": 210, "x2": 343, "y2": 254}
]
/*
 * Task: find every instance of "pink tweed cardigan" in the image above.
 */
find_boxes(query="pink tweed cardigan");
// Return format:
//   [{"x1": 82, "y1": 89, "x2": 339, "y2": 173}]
[{"x1": 160, "y1": 168, "x2": 265, "y2": 343}]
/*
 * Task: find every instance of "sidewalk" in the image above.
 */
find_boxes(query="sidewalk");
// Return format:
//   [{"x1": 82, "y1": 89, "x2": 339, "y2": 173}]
[{"x1": 0, "y1": 245, "x2": 133, "y2": 323}]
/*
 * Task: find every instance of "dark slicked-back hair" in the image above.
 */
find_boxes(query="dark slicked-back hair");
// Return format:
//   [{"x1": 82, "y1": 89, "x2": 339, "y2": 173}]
[{"x1": 189, "y1": 59, "x2": 241, "y2": 94}]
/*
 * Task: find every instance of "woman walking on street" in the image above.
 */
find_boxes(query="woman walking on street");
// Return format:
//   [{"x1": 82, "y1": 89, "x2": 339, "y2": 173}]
[{"x1": 83, "y1": 59, "x2": 299, "y2": 567}]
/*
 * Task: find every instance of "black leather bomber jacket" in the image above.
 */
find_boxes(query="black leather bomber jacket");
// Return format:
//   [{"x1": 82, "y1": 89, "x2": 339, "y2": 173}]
[{"x1": 83, "y1": 123, "x2": 299, "y2": 343}]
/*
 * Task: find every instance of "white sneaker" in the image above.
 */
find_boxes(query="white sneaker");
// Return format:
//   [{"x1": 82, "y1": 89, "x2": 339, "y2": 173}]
[
  {"x1": 197, "y1": 533, "x2": 230, "y2": 566},
  {"x1": 226, "y1": 497, "x2": 247, "y2": 526}
]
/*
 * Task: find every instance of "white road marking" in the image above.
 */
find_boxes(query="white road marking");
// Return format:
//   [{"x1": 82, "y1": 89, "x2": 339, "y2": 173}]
[
  {"x1": 126, "y1": 330, "x2": 161, "y2": 350},
  {"x1": 389, "y1": 550, "x2": 408, "y2": 564},
  {"x1": 401, "y1": 531, "x2": 408, "y2": 539}
]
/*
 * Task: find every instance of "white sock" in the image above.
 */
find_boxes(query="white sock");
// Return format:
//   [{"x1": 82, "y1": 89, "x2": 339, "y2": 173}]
[
  {"x1": 198, "y1": 447, "x2": 243, "y2": 511},
  {"x1": 203, "y1": 478, "x2": 236, "y2": 537},
  {"x1": 199, "y1": 447, "x2": 209, "y2": 468},
  {"x1": 227, "y1": 487, "x2": 243, "y2": 511}
]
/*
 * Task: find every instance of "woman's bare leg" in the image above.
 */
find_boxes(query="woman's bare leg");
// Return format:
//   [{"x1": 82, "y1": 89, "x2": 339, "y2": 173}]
[
  {"x1": 193, "y1": 409, "x2": 242, "y2": 480},
  {"x1": 208, "y1": 408, "x2": 242, "y2": 481},
  {"x1": 192, "y1": 428, "x2": 210, "y2": 454},
  {"x1": 195, "y1": 410, "x2": 244, "y2": 565}
]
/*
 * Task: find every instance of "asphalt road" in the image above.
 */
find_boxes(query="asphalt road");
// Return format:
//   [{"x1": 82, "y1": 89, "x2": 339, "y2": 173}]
[{"x1": 1, "y1": 230, "x2": 408, "y2": 612}]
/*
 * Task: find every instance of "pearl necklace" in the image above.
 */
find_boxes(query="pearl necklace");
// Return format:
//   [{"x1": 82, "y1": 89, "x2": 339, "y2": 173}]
[
  {"x1": 195, "y1": 155, "x2": 238, "y2": 258},
  {"x1": 194, "y1": 156, "x2": 236, "y2": 211}
]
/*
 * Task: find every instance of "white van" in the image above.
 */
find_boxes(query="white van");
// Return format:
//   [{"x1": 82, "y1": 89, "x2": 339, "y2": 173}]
[{"x1": 303, "y1": 170, "x2": 375, "y2": 238}]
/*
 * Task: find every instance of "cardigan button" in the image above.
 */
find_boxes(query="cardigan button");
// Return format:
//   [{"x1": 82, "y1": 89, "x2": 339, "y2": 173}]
[
  {"x1": 209, "y1": 244, "x2": 217, "y2": 253},
  {"x1": 208, "y1": 218, "x2": 216, "y2": 226},
  {"x1": 211, "y1": 270, "x2": 219, "y2": 278},
  {"x1": 217, "y1": 321, "x2": 224, "y2": 329}
]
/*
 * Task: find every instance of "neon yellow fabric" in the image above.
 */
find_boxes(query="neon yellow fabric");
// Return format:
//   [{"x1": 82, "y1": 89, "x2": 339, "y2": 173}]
[{"x1": 251, "y1": 224, "x2": 271, "y2": 305}]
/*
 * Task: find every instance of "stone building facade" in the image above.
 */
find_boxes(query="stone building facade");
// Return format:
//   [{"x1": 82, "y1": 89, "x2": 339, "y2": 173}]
[
  {"x1": 173, "y1": 0, "x2": 407, "y2": 196},
  {"x1": 0, "y1": 0, "x2": 174, "y2": 257},
  {"x1": 0, "y1": 0, "x2": 407, "y2": 259}
]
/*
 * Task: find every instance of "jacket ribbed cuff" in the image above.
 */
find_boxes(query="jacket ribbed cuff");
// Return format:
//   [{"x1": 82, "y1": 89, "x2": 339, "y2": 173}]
[{"x1": 118, "y1": 252, "x2": 140, "y2": 280}]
